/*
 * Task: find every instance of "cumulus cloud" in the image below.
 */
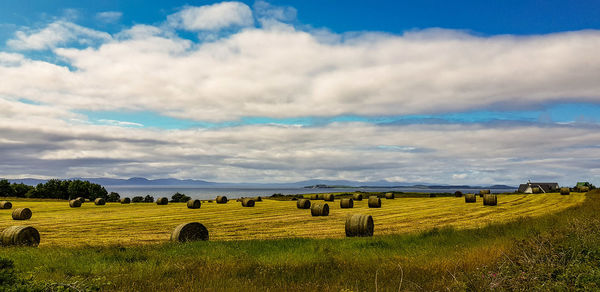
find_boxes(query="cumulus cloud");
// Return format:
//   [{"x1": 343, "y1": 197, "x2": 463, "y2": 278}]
[
  {"x1": 96, "y1": 11, "x2": 123, "y2": 23},
  {"x1": 168, "y1": 2, "x2": 253, "y2": 31},
  {"x1": 7, "y1": 20, "x2": 112, "y2": 50},
  {"x1": 1, "y1": 20, "x2": 599, "y2": 120}
]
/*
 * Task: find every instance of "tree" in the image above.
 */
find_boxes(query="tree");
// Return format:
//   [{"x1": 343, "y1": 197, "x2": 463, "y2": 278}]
[
  {"x1": 131, "y1": 196, "x2": 144, "y2": 203},
  {"x1": 107, "y1": 192, "x2": 120, "y2": 202},
  {"x1": 11, "y1": 183, "x2": 32, "y2": 198},
  {"x1": 88, "y1": 183, "x2": 108, "y2": 201},
  {"x1": 0, "y1": 180, "x2": 15, "y2": 197},
  {"x1": 170, "y1": 192, "x2": 191, "y2": 202},
  {"x1": 143, "y1": 195, "x2": 154, "y2": 203},
  {"x1": 68, "y1": 180, "x2": 89, "y2": 200}
]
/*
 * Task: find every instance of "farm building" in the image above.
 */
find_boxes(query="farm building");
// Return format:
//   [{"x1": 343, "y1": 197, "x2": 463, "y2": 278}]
[{"x1": 518, "y1": 181, "x2": 559, "y2": 193}]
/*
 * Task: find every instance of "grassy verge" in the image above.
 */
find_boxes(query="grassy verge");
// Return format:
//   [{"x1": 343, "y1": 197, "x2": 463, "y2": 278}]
[{"x1": 1, "y1": 191, "x2": 598, "y2": 291}]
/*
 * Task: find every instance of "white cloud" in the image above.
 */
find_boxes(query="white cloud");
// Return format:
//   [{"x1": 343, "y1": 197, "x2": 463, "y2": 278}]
[
  {"x1": 7, "y1": 20, "x2": 112, "y2": 50},
  {"x1": 2, "y1": 22, "x2": 599, "y2": 121},
  {"x1": 168, "y1": 2, "x2": 253, "y2": 31},
  {"x1": 96, "y1": 11, "x2": 123, "y2": 23},
  {"x1": 97, "y1": 119, "x2": 143, "y2": 127}
]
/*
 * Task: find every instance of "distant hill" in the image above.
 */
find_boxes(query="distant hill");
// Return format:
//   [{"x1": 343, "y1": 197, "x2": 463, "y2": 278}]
[{"x1": 3, "y1": 177, "x2": 516, "y2": 190}]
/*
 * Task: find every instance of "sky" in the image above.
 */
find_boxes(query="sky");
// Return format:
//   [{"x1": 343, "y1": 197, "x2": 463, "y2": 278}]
[{"x1": 1, "y1": 1, "x2": 600, "y2": 185}]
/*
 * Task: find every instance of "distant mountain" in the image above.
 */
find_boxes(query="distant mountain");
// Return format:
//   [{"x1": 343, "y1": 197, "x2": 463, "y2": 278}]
[{"x1": 2, "y1": 177, "x2": 516, "y2": 189}]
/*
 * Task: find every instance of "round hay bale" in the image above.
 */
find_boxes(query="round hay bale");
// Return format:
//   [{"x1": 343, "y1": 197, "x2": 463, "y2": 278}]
[
  {"x1": 340, "y1": 198, "x2": 354, "y2": 208},
  {"x1": 352, "y1": 193, "x2": 363, "y2": 201},
  {"x1": 465, "y1": 193, "x2": 477, "y2": 203},
  {"x1": 94, "y1": 198, "x2": 106, "y2": 205},
  {"x1": 384, "y1": 193, "x2": 394, "y2": 199},
  {"x1": 187, "y1": 199, "x2": 201, "y2": 209},
  {"x1": 170, "y1": 222, "x2": 209, "y2": 242},
  {"x1": 253, "y1": 196, "x2": 262, "y2": 202},
  {"x1": 323, "y1": 194, "x2": 334, "y2": 201},
  {"x1": 156, "y1": 197, "x2": 169, "y2": 205},
  {"x1": 216, "y1": 196, "x2": 228, "y2": 204},
  {"x1": 345, "y1": 214, "x2": 374, "y2": 237},
  {"x1": 296, "y1": 199, "x2": 311, "y2": 209},
  {"x1": 0, "y1": 201, "x2": 12, "y2": 209},
  {"x1": 479, "y1": 190, "x2": 491, "y2": 197},
  {"x1": 454, "y1": 191, "x2": 463, "y2": 197},
  {"x1": 368, "y1": 196, "x2": 381, "y2": 208},
  {"x1": 309, "y1": 194, "x2": 318, "y2": 200},
  {"x1": 560, "y1": 187, "x2": 570, "y2": 195},
  {"x1": 311, "y1": 203, "x2": 329, "y2": 216},
  {"x1": 120, "y1": 197, "x2": 131, "y2": 204},
  {"x1": 69, "y1": 199, "x2": 82, "y2": 208},
  {"x1": 12, "y1": 208, "x2": 32, "y2": 220},
  {"x1": 75, "y1": 197, "x2": 85, "y2": 204},
  {"x1": 317, "y1": 194, "x2": 325, "y2": 200},
  {"x1": 531, "y1": 187, "x2": 541, "y2": 194},
  {"x1": 241, "y1": 198, "x2": 255, "y2": 207},
  {"x1": 483, "y1": 194, "x2": 498, "y2": 206},
  {"x1": 0, "y1": 226, "x2": 40, "y2": 247}
]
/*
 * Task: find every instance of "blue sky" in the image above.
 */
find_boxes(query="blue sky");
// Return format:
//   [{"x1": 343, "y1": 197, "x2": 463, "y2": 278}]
[{"x1": 0, "y1": 1, "x2": 599, "y2": 184}]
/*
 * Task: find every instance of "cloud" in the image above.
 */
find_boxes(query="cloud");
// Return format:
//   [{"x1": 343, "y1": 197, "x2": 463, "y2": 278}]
[
  {"x1": 0, "y1": 98, "x2": 599, "y2": 184},
  {"x1": 97, "y1": 119, "x2": 143, "y2": 127},
  {"x1": 7, "y1": 20, "x2": 112, "y2": 50},
  {"x1": 2, "y1": 19, "x2": 599, "y2": 121},
  {"x1": 96, "y1": 11, "x2": 123, "y2": 23},
  {"x1": 167, "y1": 2, "x2": 253, "y2": 31}
]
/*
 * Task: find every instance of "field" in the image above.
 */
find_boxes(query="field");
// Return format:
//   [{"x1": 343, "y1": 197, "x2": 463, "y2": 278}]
[{"x1": 0, "y1": 192, "x2": 586, "y2": 247}]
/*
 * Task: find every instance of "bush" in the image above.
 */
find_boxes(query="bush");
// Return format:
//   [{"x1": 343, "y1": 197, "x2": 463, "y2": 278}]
[
  {"x1": 144, "y1": 195, "x2": 154, "y2": 203},
  {"x1": 131, "y1": 196, "x2": 144, "y2": 203},
  {"x1": 170, "y1": 192, "x2": 191, "y2": 203},
  {"x1": 107, "y1": 192, "x2": 120, "y2": 202}
]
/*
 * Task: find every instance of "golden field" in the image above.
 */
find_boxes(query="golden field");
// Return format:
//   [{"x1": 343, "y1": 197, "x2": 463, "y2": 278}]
[{"x1": 0, "y1": 193, "x2": 585, "y2": 247}]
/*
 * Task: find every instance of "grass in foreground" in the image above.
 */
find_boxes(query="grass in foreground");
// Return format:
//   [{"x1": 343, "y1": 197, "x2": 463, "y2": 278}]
[
  {"x1": 0, "y1": 193, "x2": 584, "y2": 247},
  {"x1": 0, "y1": 191, "x2": 598, "y2": 291}
]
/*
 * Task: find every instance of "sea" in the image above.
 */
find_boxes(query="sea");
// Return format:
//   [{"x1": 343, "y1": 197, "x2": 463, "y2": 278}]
[{"x1": 104, "y1": 186, "x2": 517, "y2": 200}]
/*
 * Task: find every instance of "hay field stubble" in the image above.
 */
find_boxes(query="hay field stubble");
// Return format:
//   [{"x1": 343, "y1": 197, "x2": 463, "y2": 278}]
[{"x1": 0, "y1": 193, "x2": 585, "y2": 247}]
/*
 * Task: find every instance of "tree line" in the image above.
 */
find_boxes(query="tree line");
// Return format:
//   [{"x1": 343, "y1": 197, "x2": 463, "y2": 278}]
[{"x1": 0, "y1": 179, "x2": 108, "y2": 201}]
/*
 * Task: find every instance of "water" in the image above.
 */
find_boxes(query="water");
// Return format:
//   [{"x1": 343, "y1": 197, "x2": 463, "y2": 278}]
[{"x1": 105, "y1": 186, "x2": 516, "y2": 200}]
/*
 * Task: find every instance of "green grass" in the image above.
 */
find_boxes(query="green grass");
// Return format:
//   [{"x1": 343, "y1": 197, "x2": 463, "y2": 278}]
[{"x1": 0, "y1": 191, "x2": 598, "y2": 291}]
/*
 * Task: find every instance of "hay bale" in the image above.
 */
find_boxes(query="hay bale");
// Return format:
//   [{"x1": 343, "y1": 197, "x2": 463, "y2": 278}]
[
  {"x1": 483, "y1": 194, "x2": 497, "y2": 206},
  {"x1": 0, "y1": 226, "x2": 40, "y2": 247},
  {"x1": 310, "y1": 194, "x2": 318, "y2": 200},
  {"x1": 69, "y1": 199, "x2": 82, "y2": 208},
  {"x1": 317, "y1": 194, "x2": 325, "y2": 200},
  {"x1": 560, "y1": 187, "x2": 570, "y2": 195},
  {"x1": 94, "y1": 198, "x2": 106, "y2": 205},
  {"x1": 311, "y1": 203, "x2": 329, "y2": 216},
  {"x1": 454, "y1": 191, "x2": 463, "y2": 197},
  {"x1": 0, "y1": 201, "x2": 12, "y2": 209},
  {"x1": 75, "y1": 197, "x2": 85, "y2": 204},
  {"x1": 187, "y1": 199, "x2": 201, "y2": 209},
  {"x1": 241, "y1": 198, "x2": 255, "y2": 207},
  {"x1": 479, "y1": 190, "x2": 490, "y2": 197},
  {"x1": 465, "y1": 193, "x2": 477, "y2": 203},
  {"x1": 156, "y1": 197, "x2": 169, "y2": 205},
  {"x1": 368, "y1": 196, "x2": 381, "y2": 208},
  {"x1": 216, "y1": 196, "x2": 228, "y2": 204},
  {"x1": 323, "y1": 194, "x2": 334, "y2": 201},
  {"x1": 170, "y1": 222, "x2": 209, "y2": 242},
  {"x1": 12, "y1": 208, "x2": 32, "y2": 220},
  {"x1": 253, "y1": 196, "x2": 262, "y2": 202},
  {"x1": 340, "y1": 198, "x2": 354, "y2": 208},
  {"x1": 384, "y1": 193, "x2": 394, "y2": 199},
  {"x1": 345, "y1": 214, "x2": 374, "y2": 237},
  {"x1": 352, "y1": 193, "x2": 363, "y2": 201},
  {"x1": 120, "y1": 197, "x2": 131, "y2": 204},
  {"x1": 296, "y1": 199, "x2": 311, "y2": 209},
  {"x1": 531, "y1": 187, "x2": 541, "y2": 194}
]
